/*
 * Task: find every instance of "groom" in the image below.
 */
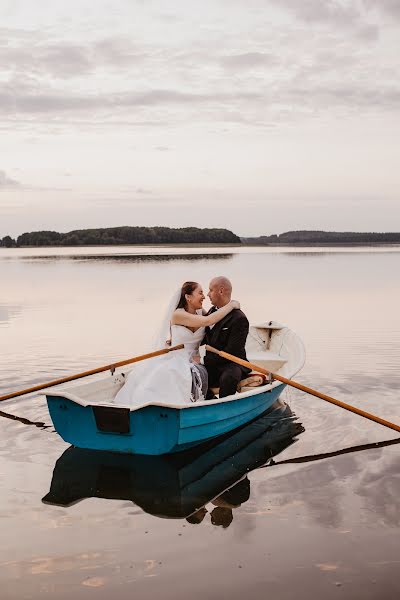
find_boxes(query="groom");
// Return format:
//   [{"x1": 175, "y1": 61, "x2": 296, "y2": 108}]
[{"x1": 203, "y1": 276, "x2": 251, "y2": 398}]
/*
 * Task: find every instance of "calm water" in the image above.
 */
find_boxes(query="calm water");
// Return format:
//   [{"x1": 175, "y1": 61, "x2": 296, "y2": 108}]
[{"x1": 1, "y1": 246, "x2": 399, "y2": 599}]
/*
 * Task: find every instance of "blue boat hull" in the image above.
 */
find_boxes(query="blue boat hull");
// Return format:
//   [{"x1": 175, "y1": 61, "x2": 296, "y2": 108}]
[
  {"x1": 46, "y1": 383, "x2": 286, "y2": 455},
  {"x1": 42, "y1": 403, "x2": 303, "y2": 515}
]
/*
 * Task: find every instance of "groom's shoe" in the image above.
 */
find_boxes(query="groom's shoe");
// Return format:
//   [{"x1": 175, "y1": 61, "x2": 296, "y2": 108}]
[{"x1": 205, "y1": 390, "x2": 217, "y2": 400}]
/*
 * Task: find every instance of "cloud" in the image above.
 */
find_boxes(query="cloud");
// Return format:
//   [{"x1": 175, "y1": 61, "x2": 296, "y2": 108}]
[
  {"x1": 1, "y1": 77, "x2": 398, "y2": 129},
  {"x1": 0, "y1": 172, "x2": 69, "y2": 194},
  {"x1": 0, "y1": 170, "x2": 20, "y2": 188},
  {"x1": 356, "y1": 23, "x2": 380, "y2": 40},
  {"x1": 93, "y1": 38, "x2": 148, "y2": 68},
  {"x1": 0, "y1": 31, "x2": 149, "y2": 81},
  {"x1": 271, "y1": 0, "x2": 380, "y2": 40},
  {"x1": 284, "y1": 82, "x2": 400, "y2": 111},
  {"x1": 0, "y1": 34, "x2": 91, "y2": 80},
  {"x1": 37, "y1": 44, "x2": 93, "y2": 79},
  {"x1": 91, "y1": 195, "x2": 187, "y2": 208},
  {"x1": 0, "y1": 89, "x2": 100, "y2": 115},
  {"x1": 0, "y1": 6, "x2": 397, "y2": 134},
  {"x1": 0, "y1": 80, "x2": 264, "y2": 117},
  {"x1": 221, "y1": 52, "x2": 278, "y2": 71},
  {"x1": 355, "y1": 452, "x2": 400, "y2": 526},
  {"x1": 272, "y1": 0, "x2": 362, "y2": 26},
  {"x1": 124, "y1": 88, "x2": 266, "y2": 106},
  {"x1": 363, "y1": 0, "x2": 400, "y2": 20}
]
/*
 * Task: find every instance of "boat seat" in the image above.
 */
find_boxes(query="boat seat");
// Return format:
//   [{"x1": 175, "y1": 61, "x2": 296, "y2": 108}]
[{"x1": 246, "y1": 351, "x2": 287, "y2": 372}]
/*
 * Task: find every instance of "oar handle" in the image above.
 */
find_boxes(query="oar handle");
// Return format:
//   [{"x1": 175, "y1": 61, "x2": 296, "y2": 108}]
[
  {"x1": 0, "y1": 344, "x2": 185, "y2": 403},
  {"x1": 205, "y1": 345, "x2": 400, "y2": 434}
]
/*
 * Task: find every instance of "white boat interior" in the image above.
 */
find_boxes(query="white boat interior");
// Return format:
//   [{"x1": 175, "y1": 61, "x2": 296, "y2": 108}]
[{"x1": 42, "y1": 321, "x2": 305, "y2": 409}]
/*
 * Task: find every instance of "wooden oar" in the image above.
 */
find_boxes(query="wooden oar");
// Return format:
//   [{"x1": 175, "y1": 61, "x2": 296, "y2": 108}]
[
  {"x1": 0, "y1": 344, "x2": 184, "y2": 403},
  {"x1": 205, "y1": 345, "x2": 400, "y2": 434}
]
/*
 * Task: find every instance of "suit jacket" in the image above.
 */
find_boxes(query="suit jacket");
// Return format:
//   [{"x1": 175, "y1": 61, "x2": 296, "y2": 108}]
[{"x1": 203, "y1": 308, "x2": 251, "y2": 374}]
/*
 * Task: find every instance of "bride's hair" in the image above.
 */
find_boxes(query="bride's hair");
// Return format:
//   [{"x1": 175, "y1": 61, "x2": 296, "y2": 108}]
[{"x1": 177, "y1": 281, "x2": 199, "y2": 309}]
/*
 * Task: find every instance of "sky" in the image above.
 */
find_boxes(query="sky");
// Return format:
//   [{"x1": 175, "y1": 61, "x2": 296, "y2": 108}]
[{"x1": 0, "y1": 0, "x2": 399, "y2": 238}]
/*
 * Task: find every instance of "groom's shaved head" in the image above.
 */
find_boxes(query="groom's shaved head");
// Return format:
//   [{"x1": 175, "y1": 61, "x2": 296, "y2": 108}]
[
  {"x1": 211, "y1": 276, "x2": 232, "y2": 292},
  {"x1": 208, "y1": 276, "x2": 232, "y2": 307}
]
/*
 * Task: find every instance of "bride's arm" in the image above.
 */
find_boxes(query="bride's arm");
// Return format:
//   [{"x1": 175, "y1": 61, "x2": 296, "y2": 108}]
[{"x1": 171, "y1": 301, "x2": 240, "y2": 328}]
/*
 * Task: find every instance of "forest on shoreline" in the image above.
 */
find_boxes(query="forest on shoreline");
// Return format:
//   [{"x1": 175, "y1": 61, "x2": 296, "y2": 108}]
[
  {"x1": 0, "y1": 227, "x2": 240, "y2": 247},
  {"x1": 1, "y1": 227, "x2": 400, "y2": 247},
  {"x1": 241, "y1": 230, "x2": 400, "y2": 245}
]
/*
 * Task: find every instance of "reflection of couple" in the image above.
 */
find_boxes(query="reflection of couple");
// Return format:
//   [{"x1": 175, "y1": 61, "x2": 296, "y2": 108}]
[
  {"x1": 114, "y1": 276, "x2": 251, "y2": 407},
  {"x1": 186, "y1": 477, "x2": 250, "y2": 528}
]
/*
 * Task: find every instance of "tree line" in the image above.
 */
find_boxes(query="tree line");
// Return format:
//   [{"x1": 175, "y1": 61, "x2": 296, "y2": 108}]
[
  {"x1": 2, "y1": 228, "x2": 400, "y2": 248},
  {"x1": 241, "y1": 230, "x2": 400, "y2": 245},
  {"x1": 1, "y1": 226, "x2": 241, "y2": 247}
]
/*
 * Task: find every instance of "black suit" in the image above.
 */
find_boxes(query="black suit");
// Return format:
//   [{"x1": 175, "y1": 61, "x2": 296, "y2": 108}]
[{"x1": 203, "y1": 307, "x2": 251, "y2": 397}]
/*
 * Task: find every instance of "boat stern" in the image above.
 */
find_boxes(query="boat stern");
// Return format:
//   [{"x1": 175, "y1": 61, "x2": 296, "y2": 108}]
[{"x1": 46, "y1": 396, "x2": 181, "y2": 455}]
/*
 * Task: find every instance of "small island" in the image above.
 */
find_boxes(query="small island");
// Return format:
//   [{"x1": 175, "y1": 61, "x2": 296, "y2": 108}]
[{"x1": 0, "y1": 226, "x2": 241, "y2": 247}]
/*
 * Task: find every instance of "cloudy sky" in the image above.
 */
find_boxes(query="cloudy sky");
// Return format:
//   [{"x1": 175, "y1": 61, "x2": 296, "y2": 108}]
[{"x1": 0, "y1": 0, "x2": 399, "y2": 237}]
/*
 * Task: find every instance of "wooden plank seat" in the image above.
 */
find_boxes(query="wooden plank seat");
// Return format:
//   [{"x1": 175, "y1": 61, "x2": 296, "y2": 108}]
[{"x1": 246, "y1": 352, "x2": 287, "y2": 373}]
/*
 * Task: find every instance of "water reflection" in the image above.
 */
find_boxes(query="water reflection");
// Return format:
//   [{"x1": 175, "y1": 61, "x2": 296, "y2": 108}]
[
  {"x1": 0, "y1": 304, "x2": 21, "y2": 326},
  {"x1": 23, "y1": 253, "x2": 233, "y2": 263},
  {"x1": 261, "y1": 435, "x2": 400, "y2": 468},
  {"x1": 188, "y1": 477, "x2": 251, "y2": 528},
  {"x1": 43, "y1": 403, "x2": 304, "y2": 523},
  {"x1": 257, "y1": 432, "x2": 400, "y2": 529}
]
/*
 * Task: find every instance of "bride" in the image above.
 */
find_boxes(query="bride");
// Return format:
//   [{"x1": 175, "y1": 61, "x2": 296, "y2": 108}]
[{"x1": 114, "y1": 281, "x2": 240, "y2": 407}]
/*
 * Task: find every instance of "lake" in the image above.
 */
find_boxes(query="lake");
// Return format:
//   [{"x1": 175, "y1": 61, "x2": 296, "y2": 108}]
[{"x1": 1, "y1": 245, "x2": 399, "y2": 599}]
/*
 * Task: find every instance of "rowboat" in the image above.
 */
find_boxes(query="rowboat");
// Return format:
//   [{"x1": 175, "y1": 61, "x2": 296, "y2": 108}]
[
  {"x1": 42, "y1": 402, "x2": 304, "y2": 518},
  {"x1": 42, "y1": 321, "x2": 305, "y2": 455}
]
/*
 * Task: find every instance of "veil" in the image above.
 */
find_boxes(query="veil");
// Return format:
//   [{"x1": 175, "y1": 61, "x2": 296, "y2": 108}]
[{"x1": 153, "y1": 288, "x2": 182, "y2": 349}]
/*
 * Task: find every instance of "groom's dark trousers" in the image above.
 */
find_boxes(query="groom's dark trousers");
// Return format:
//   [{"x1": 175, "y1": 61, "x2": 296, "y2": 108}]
[{"x1": 203, "y1": 307, "x2": 251, "y2": 398}]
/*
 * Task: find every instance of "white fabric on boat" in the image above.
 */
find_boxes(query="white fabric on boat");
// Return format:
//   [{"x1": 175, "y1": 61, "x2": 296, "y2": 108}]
[{"x1": 114, "y1": 324, "x2": 205, "y2": 408}]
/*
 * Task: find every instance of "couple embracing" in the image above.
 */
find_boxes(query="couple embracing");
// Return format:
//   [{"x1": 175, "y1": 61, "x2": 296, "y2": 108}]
[{"x1": 114, "y1": 277, "x2": 251, "y2": 407}]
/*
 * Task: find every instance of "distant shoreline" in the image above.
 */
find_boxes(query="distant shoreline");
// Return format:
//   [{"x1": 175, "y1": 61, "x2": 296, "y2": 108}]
[
  {"x1": 2, "y1": 242, "x2": 400, "y2": 249},
  {"x1": 242, "y1": 241, "x2": 400, "y2": 247},
  {"x1": 1, "y1": 226, "x2": 400, "y2": 248}
]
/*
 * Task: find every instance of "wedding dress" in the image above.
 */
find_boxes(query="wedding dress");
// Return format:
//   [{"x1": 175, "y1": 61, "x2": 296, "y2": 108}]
[{"x1": 114, "y1": 324, "x2": 206, "y2": 408}]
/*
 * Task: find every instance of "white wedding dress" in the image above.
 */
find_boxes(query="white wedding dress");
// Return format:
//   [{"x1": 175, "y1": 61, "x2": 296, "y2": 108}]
[{"x1": 114, "y1": 324, "x2": 206, "y2": 408}]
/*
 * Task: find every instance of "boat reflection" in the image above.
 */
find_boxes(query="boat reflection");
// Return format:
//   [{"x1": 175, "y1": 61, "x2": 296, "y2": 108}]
[{"x1": 42, "y1": 402, "x2": 304, "y2": 522}]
